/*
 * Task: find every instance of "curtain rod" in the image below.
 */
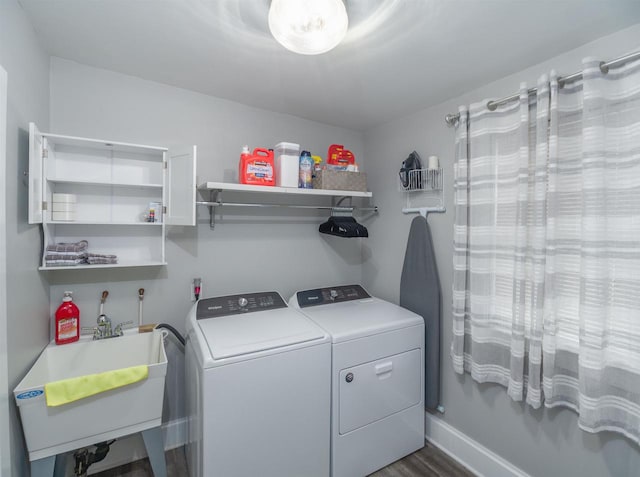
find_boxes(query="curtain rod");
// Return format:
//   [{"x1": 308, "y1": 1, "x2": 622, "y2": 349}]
[{"x1": 444, "y1": 49, "x2": 640, "y2": 126}]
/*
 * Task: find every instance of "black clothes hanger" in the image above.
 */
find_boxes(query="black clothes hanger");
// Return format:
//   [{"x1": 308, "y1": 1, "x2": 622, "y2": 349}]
[{"x1": 319, "y1": 216, "x2": 369, "y2": 238}]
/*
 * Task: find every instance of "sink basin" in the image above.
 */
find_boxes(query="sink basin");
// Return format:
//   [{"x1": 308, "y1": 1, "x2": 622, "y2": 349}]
[{"x1": 14, "y1": 330, "x2": 167, "y2": 461}]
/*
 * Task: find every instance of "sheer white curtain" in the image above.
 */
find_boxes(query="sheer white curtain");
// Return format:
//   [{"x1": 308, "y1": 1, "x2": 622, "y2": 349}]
[
  {"x1": 451, "y1": 81, "x2": 548, "y2": 405},
  {"x1": 543, "y1": 58, "x2": 640, "y2": 443},
  {"x1": 452, "y1": 56, "x2": 640, "y2": 443}
]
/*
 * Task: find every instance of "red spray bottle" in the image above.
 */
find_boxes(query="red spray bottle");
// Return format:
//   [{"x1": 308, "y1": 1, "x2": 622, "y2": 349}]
[{"x1": 55, "y1": 291, "x2": 80, "y2": 345}]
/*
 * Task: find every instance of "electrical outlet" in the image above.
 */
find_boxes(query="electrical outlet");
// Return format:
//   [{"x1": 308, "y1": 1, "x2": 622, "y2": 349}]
[{"x1": 191, "y1": 278, "x2": 202, "y2": 302}]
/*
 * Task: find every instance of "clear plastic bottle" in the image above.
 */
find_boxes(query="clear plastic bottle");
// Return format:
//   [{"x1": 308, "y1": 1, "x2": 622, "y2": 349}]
[{"x1": 299, "y1": 150, "x2": 313, "y2": 189}]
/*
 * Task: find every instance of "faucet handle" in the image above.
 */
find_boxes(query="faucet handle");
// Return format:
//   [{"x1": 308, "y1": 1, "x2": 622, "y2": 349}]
[
  {"x1": 97, "y1": 313, "x2": 111, "y2": 325},
  {"x1": 114, "y1": 320, "x2": 134, "y2": 336}
]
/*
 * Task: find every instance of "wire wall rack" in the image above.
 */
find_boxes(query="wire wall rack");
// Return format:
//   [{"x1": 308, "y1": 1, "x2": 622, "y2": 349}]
[{"x1": 399, "y1": 168, "x2": 445, "y2": 218}]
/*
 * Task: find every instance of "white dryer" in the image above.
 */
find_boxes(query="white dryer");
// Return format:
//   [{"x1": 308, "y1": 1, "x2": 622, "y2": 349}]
[
  {"x1": 290, "y1": 285, "x2": 425, "y2": 477},
  {"x1": 185, "y1": 291, "x2": 331, "y2": 477}
]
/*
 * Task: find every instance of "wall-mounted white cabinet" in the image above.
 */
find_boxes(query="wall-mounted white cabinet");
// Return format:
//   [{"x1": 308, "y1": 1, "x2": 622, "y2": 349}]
[{"x1": 28, "y1": 123, "x2": 197, "y2": 270}]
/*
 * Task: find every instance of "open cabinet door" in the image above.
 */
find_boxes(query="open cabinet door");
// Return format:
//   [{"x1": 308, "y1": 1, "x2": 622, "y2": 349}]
[
  {"x1": 0, "y1": 64, "x2": 10, "y2": 477},
  {"x1": 165, "y1": 145, "x2": 197, "y2": 226},
  {"x1": 28, "y1": 122, "x2": 44, "y2": 224}
]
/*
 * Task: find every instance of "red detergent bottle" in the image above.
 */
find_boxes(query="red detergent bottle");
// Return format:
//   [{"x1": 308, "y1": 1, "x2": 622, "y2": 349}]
[
  {"x1": 239, "y1": 146, "x2": 276, "y2": 186},
  {"x1": 55, "y1": 291, "x2": 80, "y2": 345}
]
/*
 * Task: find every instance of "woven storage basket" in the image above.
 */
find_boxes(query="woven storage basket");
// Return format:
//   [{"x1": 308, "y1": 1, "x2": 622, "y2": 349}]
[{"x1": 312, "y1": 170, "x2": 368, "y2": 192}]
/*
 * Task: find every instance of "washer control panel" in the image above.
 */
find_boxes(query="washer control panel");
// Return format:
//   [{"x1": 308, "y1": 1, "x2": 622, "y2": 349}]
[
  {"x1": 197, "y1": 291, "x2": 286, "y2": 319},
  {"x1": 296, "y1": 284, "x2": 370, "y2": 308}
]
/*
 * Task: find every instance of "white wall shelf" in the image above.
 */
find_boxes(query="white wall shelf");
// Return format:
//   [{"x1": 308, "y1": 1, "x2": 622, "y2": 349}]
[
  {"x1": 198, "y1": 181, "x2": 376, "y2": 229},
  {"x1": 28, "y1": 123, "x2": 197, "y2": 271},
  {"x1": 200, "y1": 181, "x2": 372, "y2": 198}
]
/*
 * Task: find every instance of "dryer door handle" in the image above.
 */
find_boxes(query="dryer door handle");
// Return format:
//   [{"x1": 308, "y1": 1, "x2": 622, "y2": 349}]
[{"x1": 375, "y1": 361, "x2": 393, "y2": 376}]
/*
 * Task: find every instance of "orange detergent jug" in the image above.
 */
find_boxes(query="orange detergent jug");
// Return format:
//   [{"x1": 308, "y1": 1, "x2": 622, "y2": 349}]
[
  {"x1": 327, "y1": 144, "x2": 355, "y2": 167},
  {"x1": 239, "y1": 147, "x2": 276, "y2": 186}
]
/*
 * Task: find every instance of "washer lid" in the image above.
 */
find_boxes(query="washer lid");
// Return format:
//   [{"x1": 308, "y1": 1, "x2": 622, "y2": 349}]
[
  {"x1": 198, "y1": 306, "x2": 326, "y2": 361},
  {"x1": 291, "y1": 286, "x2": 423, "y2": 343}
]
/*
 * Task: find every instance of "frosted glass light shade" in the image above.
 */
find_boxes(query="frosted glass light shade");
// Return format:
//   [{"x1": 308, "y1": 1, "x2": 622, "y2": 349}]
[{"x1": 268, "y1": 0, "x2": 348, "y2": 55}]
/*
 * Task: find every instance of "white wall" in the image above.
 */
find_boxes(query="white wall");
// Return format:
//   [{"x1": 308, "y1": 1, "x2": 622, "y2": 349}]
[
  {"x1": 0, "y1": 1, "x2": 51, "y2": 475},
  {"x1": 362, "y1": 23, "x2": 640, "y2": 477},
  {"x1": 48, "y1": 57, "x2": 368, "y2": 440}
]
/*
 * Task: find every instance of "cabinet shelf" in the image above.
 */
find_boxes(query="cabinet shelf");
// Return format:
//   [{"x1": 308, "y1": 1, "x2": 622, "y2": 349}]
[
  {"x1": 48, "y1": 221, "x2": 163, "y2": 226},
  {"x1": 39, "y1": 260, "x2": 168, "y2": 271},
  {"x1": 47, "y1": 178, "x2": 163, "y2": 189}
]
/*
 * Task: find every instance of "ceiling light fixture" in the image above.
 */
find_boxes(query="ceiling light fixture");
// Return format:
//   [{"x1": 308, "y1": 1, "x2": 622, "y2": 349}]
[{"x1": 268, "y1": 0, "x2": 348, "y2": 55}]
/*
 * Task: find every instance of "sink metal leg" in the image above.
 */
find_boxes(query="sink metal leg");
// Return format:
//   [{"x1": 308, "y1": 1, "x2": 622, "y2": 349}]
[
  {"x1": 30, "y1": 455, "x2": 55, "y2": 477},
  {"x1": 142, "y1": 426, "x2": 167, "y2": 477},
  {"x1": 30, "y1": 453, "x2": 67, "y2": 477},
  {"x1": 53, "y1": 453, "x2": 67, "y2": 477}
]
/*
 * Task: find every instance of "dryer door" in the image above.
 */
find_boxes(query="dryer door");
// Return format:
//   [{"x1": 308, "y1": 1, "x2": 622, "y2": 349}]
[{"x1": 339, "y1": 348, "x2": 421, "y2": 434}]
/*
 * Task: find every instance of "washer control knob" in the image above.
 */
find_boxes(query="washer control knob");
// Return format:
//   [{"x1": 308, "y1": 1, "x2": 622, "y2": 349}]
[
  {"x1": 345, "y1": 372, "x2": 354, "y2": 383},
  {"x1": 238, "y1": 297, "x2": 248, "y2": 308},
  {"x1": 330, "y1": 289, "x2": 338, "y2": 300}
]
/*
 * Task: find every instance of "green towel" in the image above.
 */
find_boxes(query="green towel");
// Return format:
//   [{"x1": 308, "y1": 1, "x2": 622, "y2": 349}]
[{"x1": 45, "y1": 365, "x2": 149, "y2": 407}]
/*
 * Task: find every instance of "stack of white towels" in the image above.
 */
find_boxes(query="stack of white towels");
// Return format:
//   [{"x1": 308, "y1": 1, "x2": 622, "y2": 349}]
[{"x1": 44, "y1": 240, "x2": 118, "y2": 267}]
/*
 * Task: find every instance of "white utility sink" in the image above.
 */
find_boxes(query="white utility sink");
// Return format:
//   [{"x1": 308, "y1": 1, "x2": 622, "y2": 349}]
[{"x1": 14, "y1": 330, "x2": 167, "y2": 462}]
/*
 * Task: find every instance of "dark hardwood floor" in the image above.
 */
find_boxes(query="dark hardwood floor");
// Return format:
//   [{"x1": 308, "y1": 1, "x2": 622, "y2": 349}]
[
  {"x1": 92, "y1": 442, "x2": 475, "y2": 477},
  {"x1": 370, "y1": 442, "x2": 475, "y2": 477}
]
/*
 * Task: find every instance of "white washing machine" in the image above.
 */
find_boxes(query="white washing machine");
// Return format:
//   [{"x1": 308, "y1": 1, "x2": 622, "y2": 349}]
[
  {"x1": 185, "y1": 291, "x2": 331, "y2": 477},
  {"x1": 290, "y1": 284, "x2": 425, "y2": 477}
]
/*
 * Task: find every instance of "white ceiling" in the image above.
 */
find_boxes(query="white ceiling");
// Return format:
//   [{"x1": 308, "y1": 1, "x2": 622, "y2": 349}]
[{"x1": 18, "y1": 0, "x2": 640, "y2": 131}]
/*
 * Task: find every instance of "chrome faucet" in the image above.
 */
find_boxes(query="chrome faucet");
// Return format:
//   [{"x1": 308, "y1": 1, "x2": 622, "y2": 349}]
[
  {"x1": 95, "y1": 314, "x2": 112, "y2": 339},
  {"x1": 90, "y1": 314, "x2": 133, "y2": 340},
  {"x1": 79, "y1": 290, "x2": 135, "y2": 340}
]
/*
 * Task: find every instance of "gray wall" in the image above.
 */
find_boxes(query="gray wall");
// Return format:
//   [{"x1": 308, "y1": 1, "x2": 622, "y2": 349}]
[
  {"x1": 362, "y1": 23, "x2": 640, "y2": 477},
  {"x1": 48, "y1": 57, "x2": 368, "y2": 427},
  {"x1": 0, "y1": 0, "x2": 51, "y2": 476}
]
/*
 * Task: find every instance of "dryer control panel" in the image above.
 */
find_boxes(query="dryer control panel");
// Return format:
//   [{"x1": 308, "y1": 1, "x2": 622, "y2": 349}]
[
  {"x1": 296, "y1": 284, "x2": 371, "y2": 308},
  {"x1": 197, "y1": 291, "x2": 286, "y2": 319}
]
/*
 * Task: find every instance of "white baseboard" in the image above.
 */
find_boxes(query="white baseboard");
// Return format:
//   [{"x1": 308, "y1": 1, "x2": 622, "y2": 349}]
[
  {"x1": 425, "y1": 413, "x2": 531, "y2": 477},
  {"x1": 85, "y1": 417, "x2": 187, "y2": 474}
]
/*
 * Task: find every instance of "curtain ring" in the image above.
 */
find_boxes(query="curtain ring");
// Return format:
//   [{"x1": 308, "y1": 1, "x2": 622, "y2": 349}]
[{"x1": 599, "y1": 61, "x2": 609, "y2": 75}]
